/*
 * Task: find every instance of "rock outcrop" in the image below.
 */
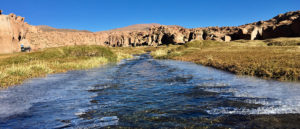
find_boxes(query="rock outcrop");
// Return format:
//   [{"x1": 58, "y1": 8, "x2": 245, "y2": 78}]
[
  {"x1": 229, "y1": 11, "x2": 300, "y2": 40},
  {"x1": 260, "y1": 11, "x2": 300, "y2": 39},
  {"x1": 0, "y1": 10, "x2": 300, "y2": 54},
  {"x1": 0, "y1": 11, "x2": 30, "y2": 54}
]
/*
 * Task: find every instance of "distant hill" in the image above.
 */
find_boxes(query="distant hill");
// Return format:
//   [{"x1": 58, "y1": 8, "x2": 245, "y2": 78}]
[
  {"x1": 37, "y1": 25, "x2": 92, "y2": 33},
  {"x1": 97, "y1": 23, "x2": 186, "y2": 33},
  {"x1": 37, "y1": 24, "x2": 184, "y2": 33},
  {"x1": 101, "y1": 23, "x2": 161, "y2": 32}
]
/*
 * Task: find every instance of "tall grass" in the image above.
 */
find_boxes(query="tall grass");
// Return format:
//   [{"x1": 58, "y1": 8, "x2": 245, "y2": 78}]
[
  {"x1": 0, "y1": 45, "x2": 148, "y2": 88},
  {"x1": 150, "y1": 45, "x2": 178, "y2": 59},
  {"x1": 152, "y1": 38, "x2": 300, "y2": 81}
]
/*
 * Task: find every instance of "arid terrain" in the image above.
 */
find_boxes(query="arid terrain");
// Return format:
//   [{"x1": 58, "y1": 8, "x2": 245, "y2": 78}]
[{"x1": 0, "y1": 10, "x2": 299, "y2": 54}]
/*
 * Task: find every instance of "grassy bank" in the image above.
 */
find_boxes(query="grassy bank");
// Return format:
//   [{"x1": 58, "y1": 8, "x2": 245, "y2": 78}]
[
  {"x1": 2, "y1": 38, "x2": 299, "y2": 87},
  {"x1": 151, "y1": 37, "x2": 300, "y2": 81},
  {"x1": 0, "y1": 45, "x2": 149, "y2": 88}
]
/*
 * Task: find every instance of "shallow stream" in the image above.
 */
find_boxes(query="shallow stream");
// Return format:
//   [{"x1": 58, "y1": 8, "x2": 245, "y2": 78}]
[{"x1": 0, "y1": 54, "x2": 300, "y2": 128}]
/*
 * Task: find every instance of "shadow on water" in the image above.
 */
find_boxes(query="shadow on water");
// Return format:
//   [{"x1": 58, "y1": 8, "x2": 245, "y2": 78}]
[{"x1": 0, "y1": 54, "x2": 300, "y2": 128}]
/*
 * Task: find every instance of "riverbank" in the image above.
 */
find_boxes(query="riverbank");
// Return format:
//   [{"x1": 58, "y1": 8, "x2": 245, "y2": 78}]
[
  {"x1": 151, "y1": 37, "x2": 300, "y2": 81},
  {"x1": 2, "y1": 52, "x2": 300, "y2": 128},
  {"x1": 0, "y1": 46, "x2": 151, "y2": 88},
  {"x1": 2, "y1": 38, "x2": 299, "y2": 87}
]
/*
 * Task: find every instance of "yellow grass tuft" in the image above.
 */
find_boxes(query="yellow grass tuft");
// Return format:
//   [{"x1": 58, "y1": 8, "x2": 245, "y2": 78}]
[
  {"x1": 6, "y1": 65, "x2": 32, "y2": 76},
  {"x1": 151, "y1": 49, "x2": 168, "y2": 57},
  {"x1": 116, "y1": 52, "x2": 133, "y2": 61},
  {"x1": 29, "y1": 61, "x2": 53, "y2": 74},
  {"x1": 0, "y1": 71, "x2": 7, "y2": 80}
]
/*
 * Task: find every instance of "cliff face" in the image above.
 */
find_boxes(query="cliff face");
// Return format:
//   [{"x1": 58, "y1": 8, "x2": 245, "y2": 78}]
[
  {"x1": 260, "y1": 11, "x2": 300, "y2": 39},
  {"x1": 0, "y1": 11, "x2": 29, "y2": 54},
  {"x1": 0, "y1": 10, "x2": 300, "y2": 54},
  {"x1": 228, "y1": 11, "x2": 300, "y2": 40},
  {"x1": 26, "y1": 25, "x2": 192, "y2": 50},
  {"x1": 26, "y1": 30, "x2": 107, "y2": 50}
]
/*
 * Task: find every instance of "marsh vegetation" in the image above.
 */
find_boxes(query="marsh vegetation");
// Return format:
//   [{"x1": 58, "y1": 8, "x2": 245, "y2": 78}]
[
  {"x1": 0, "y1": 46, "x2": 151, "y2": 88},
  {"x1": 151, "y1": 37, "x2": 300, "y2": 81},
  {"x1": 1, "y1": 37, "x2": 300, "y2": 87}
]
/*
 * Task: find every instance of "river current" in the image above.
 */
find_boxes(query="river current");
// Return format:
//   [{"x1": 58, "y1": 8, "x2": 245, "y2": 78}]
[{"x1": 0, "y1": 54, "x2": 300, "y2": 128}]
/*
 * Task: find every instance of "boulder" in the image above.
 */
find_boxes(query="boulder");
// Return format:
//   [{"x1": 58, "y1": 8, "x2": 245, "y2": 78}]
[
  {"x1": 241, "y1": 28, "x2": 248, "y2": 34},
  {"x1": 172, "y1": 33, "x2": 185, "y2": 44},
  {"x1": 251, "y1": 26, "x2": 263, "y2": 40},
  {"x1": 223, "y1": 35, "x2": 231, "y2": 42},
  {"x1": 189, "y1": 30, "x2": 203, "y2": 41}
]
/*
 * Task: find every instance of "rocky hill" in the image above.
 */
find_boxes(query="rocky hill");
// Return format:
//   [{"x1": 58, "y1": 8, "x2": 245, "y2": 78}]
[
  {"x1": 0, "y1": 10, "x2": 299, "y2": 54},
  {"x1": 37, "y1": 25, "x2": 91, "y2": 33},
  {"x1": 101, "y1": 23, "x2": 161, "y2": 32}
]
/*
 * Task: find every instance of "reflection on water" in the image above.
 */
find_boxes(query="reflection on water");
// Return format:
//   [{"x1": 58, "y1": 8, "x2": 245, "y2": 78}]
[{"x1": 0, "y1": 54, "x2": 300, "y2": 128}]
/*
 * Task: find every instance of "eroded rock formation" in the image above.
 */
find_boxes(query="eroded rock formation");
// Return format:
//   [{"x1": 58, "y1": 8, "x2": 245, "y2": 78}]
[
  {"x1": 0, "y1": 10, "x2": 300, "y2": 54},
  {"x1": 0, "y1": 11, "x2": 30, "y2": 53}
]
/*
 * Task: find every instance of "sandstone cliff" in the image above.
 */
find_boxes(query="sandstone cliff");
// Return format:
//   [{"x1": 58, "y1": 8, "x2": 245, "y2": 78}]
[
  {"x1": 0, "y1": 10, "x2": 300, "y2": 54},
  {"x1": 0, "y1": 10, "x2": 30, "y2": 53}
]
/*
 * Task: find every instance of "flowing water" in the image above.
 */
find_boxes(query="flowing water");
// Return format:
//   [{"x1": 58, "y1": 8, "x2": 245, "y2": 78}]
[{"x1": 0, "y1": 54, "x2": 300, "y2": 128}]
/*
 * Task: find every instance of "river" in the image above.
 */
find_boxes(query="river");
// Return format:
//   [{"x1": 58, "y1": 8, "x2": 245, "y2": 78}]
[{"x1": 0, "y1": 54, "x2": 300, "y2": 128}]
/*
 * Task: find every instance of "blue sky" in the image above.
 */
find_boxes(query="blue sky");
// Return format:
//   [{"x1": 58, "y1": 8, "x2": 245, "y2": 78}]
[{"x1": 1, "y1": 0, "x2": 299, "y2": 32}]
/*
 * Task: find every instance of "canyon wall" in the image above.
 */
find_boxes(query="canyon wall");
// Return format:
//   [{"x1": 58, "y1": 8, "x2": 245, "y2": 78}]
[{"x1": 0, "y1": 10, "x2": 300, "y2": 54}]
